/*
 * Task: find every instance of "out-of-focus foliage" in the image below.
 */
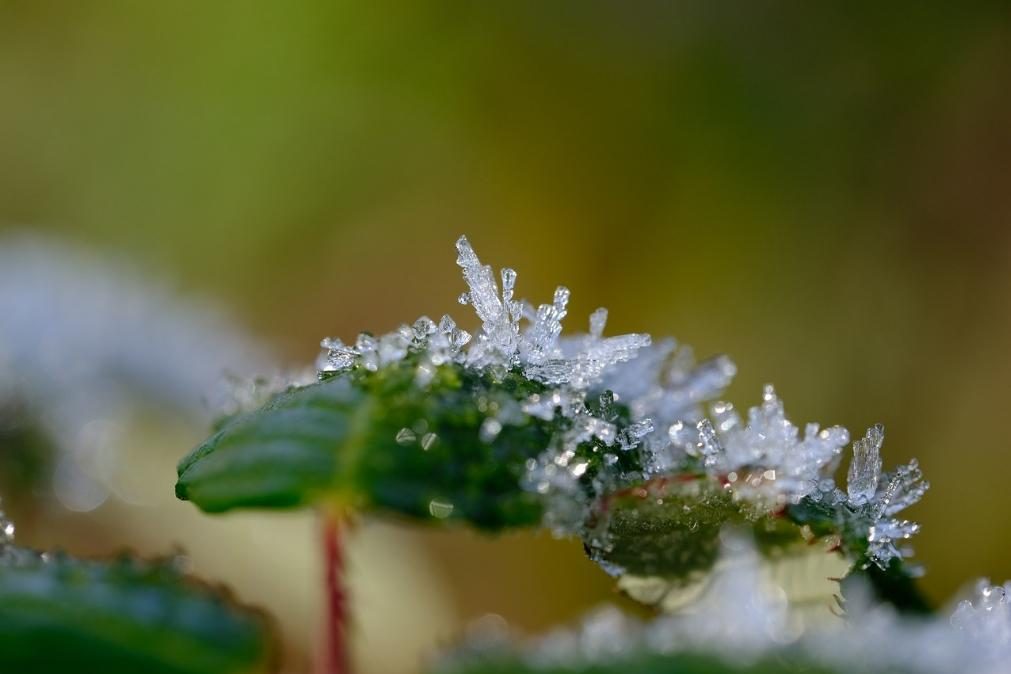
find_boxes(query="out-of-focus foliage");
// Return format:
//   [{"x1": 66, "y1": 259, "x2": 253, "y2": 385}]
[
  {"x1": 0, "y1": 548, "x2": 276, "y2": 674},
  {"x1": 177, "y1": 364, "x2": 548, "y2": 527}
]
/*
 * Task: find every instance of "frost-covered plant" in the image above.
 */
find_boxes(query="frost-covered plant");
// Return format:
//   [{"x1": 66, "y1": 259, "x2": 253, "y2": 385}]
[
  {"x1": 5, "y1": 234, "x2": 1002, "y2": 673},
  {"x1": 171, "y1": 235, "x2": 948, "y2": 672}
]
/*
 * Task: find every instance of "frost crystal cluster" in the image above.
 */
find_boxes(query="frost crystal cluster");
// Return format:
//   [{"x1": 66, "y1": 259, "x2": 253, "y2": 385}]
[{"x1": 312, "y1": 236, "x2": 928, "y2": 572}]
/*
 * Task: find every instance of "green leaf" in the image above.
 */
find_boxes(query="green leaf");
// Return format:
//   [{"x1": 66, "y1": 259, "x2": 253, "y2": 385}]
[
  {"x1": 585, "y1": 476, "x2": 735, "y2": 581},
  {"x1": 0, "y1": 413, "x2": 55, "y2": 504},
  {"x1": 177, "y1": 362, "x2": 553, "y2": 529},
  {"x1": 0, "y1": 548, "x2": 275, "y2": 674}
]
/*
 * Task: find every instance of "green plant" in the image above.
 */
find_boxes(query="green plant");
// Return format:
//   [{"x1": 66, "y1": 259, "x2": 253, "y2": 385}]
[{"x1": 3, "y1": 236, "x2": 1006, "y2": 673}]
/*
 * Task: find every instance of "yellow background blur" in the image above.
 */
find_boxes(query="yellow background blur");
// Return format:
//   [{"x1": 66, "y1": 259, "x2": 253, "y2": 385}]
[{"x1": 1, "y1": 3, "x2": 1009, "y2": 673}]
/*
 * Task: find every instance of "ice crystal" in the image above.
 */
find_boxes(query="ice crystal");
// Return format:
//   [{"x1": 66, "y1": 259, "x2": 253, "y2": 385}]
[
  {"x1": 838, "y1": 426, "x2": 929, "y2": 569},
  {"x1": 847, "y1": 424, "x2": 883, "y2": 505},
  {"x1": 781, "y1": 423, "x2": 930, "y2": 570},
  {"x1": 317, "y1": 236, "x2": 650, "y2": 392},
  {"x1": 696, "y1": 385, "x2": 849, "y2": 504}
]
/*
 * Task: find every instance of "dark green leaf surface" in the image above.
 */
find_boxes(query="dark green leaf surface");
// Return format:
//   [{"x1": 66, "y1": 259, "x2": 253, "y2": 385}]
[
  {"x1": 0, "y1": 548, "x2": 274, "y2": 674},
  {"x1": 586, "y1": 476, "x2": 849, "y2": 611},
  {"x1": 585, "y1": 476, "x2": 737, "y2": 580},
  {"x1": 177, "y1": 362, "x2": 553, "y2": 529}
]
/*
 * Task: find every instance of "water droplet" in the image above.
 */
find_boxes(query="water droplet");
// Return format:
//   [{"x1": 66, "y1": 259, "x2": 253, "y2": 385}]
[
  {"x1": 429, "y1": 499, "x2": 454, "y2": 519},
  {"x1": 479, "y1": 418, "x2": 502, "y2": 443},
  {"x1": 415, "y1": 362, "x2": 435, "y2": 387},
  {"x1": 421, "y1": 432, "x2": 438, "y2": 450},
  {"x1": 500, "y1": 267, "x2": 517, "y2": 292},
  {"x1": 395, "y1": 428, "x2": 416, "y2": 445}
]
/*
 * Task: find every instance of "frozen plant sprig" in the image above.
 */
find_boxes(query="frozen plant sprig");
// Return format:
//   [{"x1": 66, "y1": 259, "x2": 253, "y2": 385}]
[{"x1": 178, "y1": 235, "x2": 932, "y2": 617}]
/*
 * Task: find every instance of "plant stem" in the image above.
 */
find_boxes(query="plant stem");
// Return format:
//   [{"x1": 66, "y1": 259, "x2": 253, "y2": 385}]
[{"x1": 319, "y1": 510, "x2": 350, "y2": 674}]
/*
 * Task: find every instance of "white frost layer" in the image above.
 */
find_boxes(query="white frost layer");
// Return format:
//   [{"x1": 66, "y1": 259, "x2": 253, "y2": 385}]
[{"x1": 441, "y1": 540, "x2": 1009, "y2": 674}]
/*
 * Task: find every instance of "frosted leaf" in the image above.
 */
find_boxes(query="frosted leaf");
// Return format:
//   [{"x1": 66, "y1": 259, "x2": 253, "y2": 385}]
[{"x1": 847, "y1": 424, "x2": 884, "y2": 505}]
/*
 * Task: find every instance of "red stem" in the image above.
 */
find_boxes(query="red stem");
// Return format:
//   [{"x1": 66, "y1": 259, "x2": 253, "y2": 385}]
[{"x1": 319, "y1": 511, "x2": 349, "y2": 674}]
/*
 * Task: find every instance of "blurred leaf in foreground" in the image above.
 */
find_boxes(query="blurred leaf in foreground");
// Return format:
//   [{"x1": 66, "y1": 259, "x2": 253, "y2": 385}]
[{"x1": 0, "y1": 543, "x2": 276, "y2": 674}]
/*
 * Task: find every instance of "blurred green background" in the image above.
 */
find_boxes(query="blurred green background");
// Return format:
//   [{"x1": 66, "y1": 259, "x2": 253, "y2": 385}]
[{"x1": 1, "y1": 2, "x2": 1009, "y2": 673}]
